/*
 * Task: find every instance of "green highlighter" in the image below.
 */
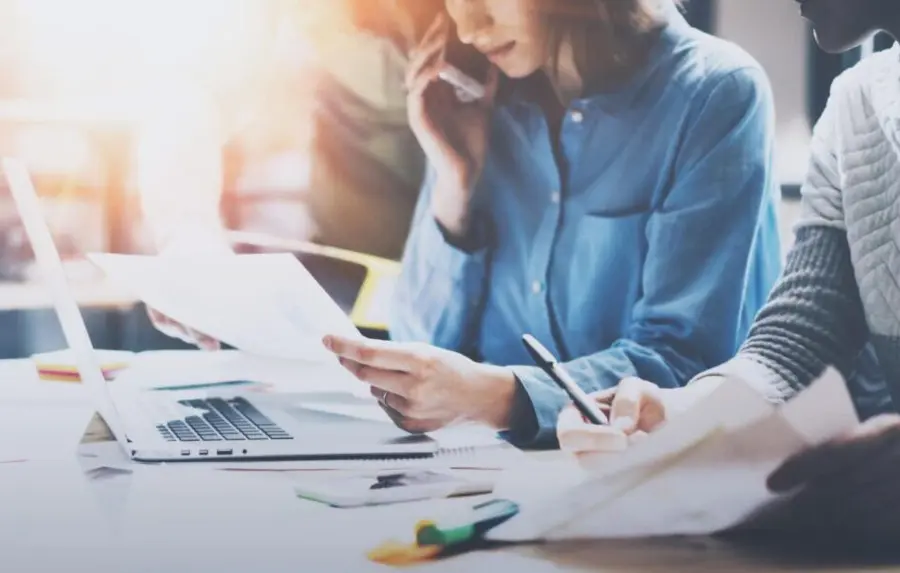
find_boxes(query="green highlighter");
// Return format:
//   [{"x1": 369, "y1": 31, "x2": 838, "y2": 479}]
[{"x1": 415, "y1": 499, "x2": 520, "y2": 548}]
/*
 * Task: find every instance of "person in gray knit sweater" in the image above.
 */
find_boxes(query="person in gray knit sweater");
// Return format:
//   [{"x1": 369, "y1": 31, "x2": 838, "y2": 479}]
[{"x1": 558, "y1": 0, "x2": 900, "y2": 542}]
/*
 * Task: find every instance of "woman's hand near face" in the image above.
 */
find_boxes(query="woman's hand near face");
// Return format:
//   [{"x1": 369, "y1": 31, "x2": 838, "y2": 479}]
[{"x1": 406, "y1": 13, "x2": 500, "y2": 242}]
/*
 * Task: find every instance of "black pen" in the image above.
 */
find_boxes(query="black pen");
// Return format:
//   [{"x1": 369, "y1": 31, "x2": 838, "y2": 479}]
[{"x1": 521, "y1": 334, "x2": 609, "y2": 425}]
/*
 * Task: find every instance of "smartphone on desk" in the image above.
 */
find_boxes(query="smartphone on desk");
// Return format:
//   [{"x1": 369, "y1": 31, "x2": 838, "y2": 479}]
[
  {"x1": 439, "y1": 21, "x2": 491, "y2": 102},
  {"x1": 292, "y1": 470, "x2": 494, "y2": 508}
]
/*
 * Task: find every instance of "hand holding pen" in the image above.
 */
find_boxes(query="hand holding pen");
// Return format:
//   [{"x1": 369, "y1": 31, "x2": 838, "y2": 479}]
[
  {"x1": 521, "y1": 334, "x2": 671, "y2": 454},
  {"x1": 521, "y1": 334, "x2": 609, "y2": 425}
]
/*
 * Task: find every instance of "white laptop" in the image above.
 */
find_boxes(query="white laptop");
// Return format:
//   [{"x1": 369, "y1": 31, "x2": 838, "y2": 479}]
[{"x1": 2, "y1": 157, "x2": 438, "y2": 462}]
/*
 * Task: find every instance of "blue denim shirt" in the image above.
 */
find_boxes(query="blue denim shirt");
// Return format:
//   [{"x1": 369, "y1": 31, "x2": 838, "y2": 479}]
[{"x1": 390, "y1": 9, "x2": 782, "y2": 448}]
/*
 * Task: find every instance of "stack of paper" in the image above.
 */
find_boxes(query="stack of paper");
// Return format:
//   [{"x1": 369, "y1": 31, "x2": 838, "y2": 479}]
[
  {"x1": 31, "y1": 349, "x2": 132, "y2": 382},
  {"x1": 488, "y1": 368, "x2": 858, "y2": 542}
]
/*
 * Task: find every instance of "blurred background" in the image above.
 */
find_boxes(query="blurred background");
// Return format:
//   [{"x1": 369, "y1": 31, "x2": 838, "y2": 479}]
[{"x1": 0, "y1": 0, "x2": 891, "y2": 359}]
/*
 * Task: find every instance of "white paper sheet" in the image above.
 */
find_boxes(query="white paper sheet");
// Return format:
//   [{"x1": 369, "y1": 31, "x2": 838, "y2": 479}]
[
  {"x1": 88, "y1": 253, "x2": 362, "y2": 363},
  {"x1": 488, "y1": 368, "x2": 858, "y2": 542},
  {"x1": 121, "y1": 349, "x2": 368, "y2": 397},
  {"x1": 23, "y1": 348, "x2": 370, "y2": 398}
]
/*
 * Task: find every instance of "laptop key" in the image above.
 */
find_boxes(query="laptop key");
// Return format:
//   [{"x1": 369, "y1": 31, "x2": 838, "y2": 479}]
[
  {"x1": 185, "y1": 416, "x2": 226, "y2": 441},
  {"x1": 207, "y1": 398, "x2": 237, "y2": 415},
  {"x1": 263, "y1": 429, "x2": 292, "y2": 439},
  {"x1": 186, "y1": 416, "x2": 212, "y2": 429},
  {"x1": 191, "y1": 427, "x2": 223, "y2": 441},
  {"x1": 156, "y1": 425, "x2": 177, "y2": 442},
  {"x1": 214, "y1": 430, "x2": 241, "y2": 440},
  {"x1": 204, "y1": 415, "x2": 233, "y2": 429},
  {"x1": 168, "y1": 422, "x2": 201, "y2": 442},
  {"x1": 233, "y1": 400, "x2": 276, "y2": 427},
  {"x1": 205, "y1": 400, "x2": 276, "y2": 437}
]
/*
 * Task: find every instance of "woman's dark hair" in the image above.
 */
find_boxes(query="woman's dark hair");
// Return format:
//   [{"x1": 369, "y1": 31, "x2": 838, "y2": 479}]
[{"x1": 542, "y1": 0, "x2": 682, "y2": 83}]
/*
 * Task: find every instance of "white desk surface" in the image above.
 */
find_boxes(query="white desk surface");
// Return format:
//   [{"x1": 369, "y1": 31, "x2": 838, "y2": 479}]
[{"x1": 0, "y1": 358, "x2": 895, "y2": 572}]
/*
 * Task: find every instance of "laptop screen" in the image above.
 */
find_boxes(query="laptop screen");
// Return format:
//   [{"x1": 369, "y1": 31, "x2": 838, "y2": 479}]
[{"x1": 1, "y1": 157, "x2": 130, "y2": 446}]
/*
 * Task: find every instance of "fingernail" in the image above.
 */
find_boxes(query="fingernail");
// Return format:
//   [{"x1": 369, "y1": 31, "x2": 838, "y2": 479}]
[
  {"x1": 629, "y1": 432, "x2": 649, "y2": 445},
  {"x1": 322, "y1": 336, "x2": 332, "y2": 350},
  {"x1": 613, "y1": 416, "x2": 635, "y2": 432}
]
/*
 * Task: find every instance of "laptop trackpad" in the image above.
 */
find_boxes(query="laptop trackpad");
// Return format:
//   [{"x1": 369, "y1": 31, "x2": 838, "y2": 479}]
[{"x1": 282, "y1": 405, "x2": 436, "y2": 448}]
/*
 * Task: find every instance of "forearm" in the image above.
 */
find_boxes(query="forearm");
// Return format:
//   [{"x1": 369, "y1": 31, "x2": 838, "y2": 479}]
[
  {"x1": 432, "y1": 176, "x2": 478, "y2": 245},
  {"x1": 694, "y1": 226, "x2": 868, "y2": 401},
  {"x1": 389, "y1": 175, "x2": 490, "y2": 351}
]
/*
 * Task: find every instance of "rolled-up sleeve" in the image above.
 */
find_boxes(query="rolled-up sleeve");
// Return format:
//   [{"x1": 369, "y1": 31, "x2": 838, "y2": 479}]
[{"x1": 389, "y1": 167, "x2": 491, "y2": 355}]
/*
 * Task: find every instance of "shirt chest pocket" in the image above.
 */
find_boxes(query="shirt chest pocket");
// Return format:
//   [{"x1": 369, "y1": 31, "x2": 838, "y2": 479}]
[
  {"x1": 575, "y1": 164, "x2": 657, "y2": 218},
  {"x1": 557, "y1": 211, "x2": 650, "y2": 349}
]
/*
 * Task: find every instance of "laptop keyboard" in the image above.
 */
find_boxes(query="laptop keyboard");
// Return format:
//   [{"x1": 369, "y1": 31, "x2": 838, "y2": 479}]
[{"x1": 155, "y1": 397, "x2": 292, "y2": 443}]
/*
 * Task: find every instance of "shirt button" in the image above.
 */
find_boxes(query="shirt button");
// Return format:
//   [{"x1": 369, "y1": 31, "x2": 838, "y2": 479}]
[
  {"x1": 570, "y1": 110, "x2": 584, "y2": 123},
  {"x1": 531, "y1": 281, "x2": 544, "y2": 295},
  {"x1": 550, "y1": 191, "x2": 561, "y2": 204}
]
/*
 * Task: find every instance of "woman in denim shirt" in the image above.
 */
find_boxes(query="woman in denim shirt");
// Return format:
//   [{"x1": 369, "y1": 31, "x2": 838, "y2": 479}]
[{"x1": 325, "y1": 0, "x2": 782, "y2": 448}]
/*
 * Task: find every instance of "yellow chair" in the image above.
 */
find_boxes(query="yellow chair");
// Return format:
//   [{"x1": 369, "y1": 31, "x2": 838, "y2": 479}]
[{"x1": 227, "y1": 231, "x2": 400, "y2": 336}]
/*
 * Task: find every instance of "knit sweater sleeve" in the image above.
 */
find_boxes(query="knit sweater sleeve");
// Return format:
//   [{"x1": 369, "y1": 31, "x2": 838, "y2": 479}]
[
  {"x1": 690, "y1": 81, "x2": 869, "y2": 400},
  {"x1": 692, "y1": 225, "x2": 868, "y2": 401}
]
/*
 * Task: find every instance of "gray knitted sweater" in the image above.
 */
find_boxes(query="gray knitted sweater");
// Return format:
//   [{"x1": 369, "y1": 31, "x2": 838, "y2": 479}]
[{"x1": 695, "y1": 48, "x2": 900, "y2": 417}]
